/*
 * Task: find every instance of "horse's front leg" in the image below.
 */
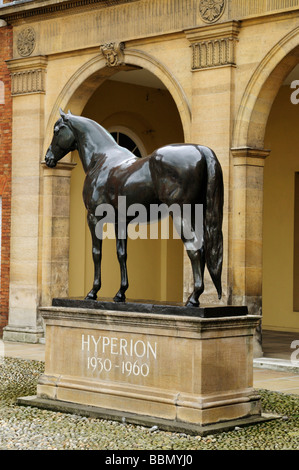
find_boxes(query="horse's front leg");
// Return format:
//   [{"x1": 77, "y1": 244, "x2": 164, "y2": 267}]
[
  {"x1": 114, "y1": 223, "x2": 128, "y2": 303},
  {"x1": 85, "y1": 212, "x2": 102, "y2": 300}
]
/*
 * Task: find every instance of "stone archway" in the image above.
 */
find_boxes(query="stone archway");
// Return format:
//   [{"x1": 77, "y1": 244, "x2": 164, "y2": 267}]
[
  {"x1": 233, "y1": 27, "x2": 299, "y2": 150},
  {"x1": 44, "y1": 47, "x2": 191, "y2": 152}
]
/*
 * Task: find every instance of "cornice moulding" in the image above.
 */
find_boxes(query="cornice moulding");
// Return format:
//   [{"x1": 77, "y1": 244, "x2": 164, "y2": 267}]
[
  {"x1": 0, "y1": 0, "x2": 138, "y2": 22},
  {"x1": 185, "y1": 20, "x2": 241, "y2": 43},
  {"x1": 1, "y1": 0, "x2": 299, "y2": 24},
  {"x1": 6, "y1": 55, "x2": 48, "y2": 72}
]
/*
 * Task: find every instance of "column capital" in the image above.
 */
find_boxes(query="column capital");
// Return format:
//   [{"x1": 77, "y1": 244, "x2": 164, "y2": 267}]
[
  {"x1": 231, "y1": 147, "x2": 271, "y2": 167},
  {"x1": 6, "y1": 55, "x2": 48, "y2": 96},
  {"x1": 185, "y1": 20, "x2": 241, "y2": 71},
  {"x1": 41, "y1": 161, "x2": 77, "y2": 177}
]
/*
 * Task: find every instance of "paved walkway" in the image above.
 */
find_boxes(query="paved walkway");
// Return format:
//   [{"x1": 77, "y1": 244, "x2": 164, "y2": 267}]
[
  {"x1": 2, "y1": 340, "x2": 299, "y2": 396},
  {"x1": 253, "y1": 367, "x2": 299, "y2": 395}
]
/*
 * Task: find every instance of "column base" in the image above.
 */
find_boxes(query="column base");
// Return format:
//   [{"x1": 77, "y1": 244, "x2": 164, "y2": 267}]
[{"x1": 3, "y1": 325, "x2": 44, "y2": 343}]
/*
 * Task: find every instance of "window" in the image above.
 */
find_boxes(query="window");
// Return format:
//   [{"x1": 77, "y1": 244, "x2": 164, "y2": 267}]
[{"x1": 109, "y1": 127, "x2": 146, "y2": 158}]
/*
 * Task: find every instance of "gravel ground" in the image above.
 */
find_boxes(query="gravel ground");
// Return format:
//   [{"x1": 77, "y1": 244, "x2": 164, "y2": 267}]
[{"x1": 0, "y1": 357, "x2": 298, "y2": 451}]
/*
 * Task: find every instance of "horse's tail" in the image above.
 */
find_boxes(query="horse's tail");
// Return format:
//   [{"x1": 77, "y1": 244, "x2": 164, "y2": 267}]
[{"x1": 200, "y1": 146, "x2": 224, "y2": 299}]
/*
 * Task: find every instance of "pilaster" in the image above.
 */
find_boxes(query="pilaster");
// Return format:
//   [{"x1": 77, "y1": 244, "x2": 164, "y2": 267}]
[
  {"x1": 3, "y1": 55, "x2": 48, "y2": 343},
  {"x1": 231, "y1": 147, "x2": 270, "y2": 354},
  {"x1": 40, "y1": 161, "x2": 76, "y2": 308}
]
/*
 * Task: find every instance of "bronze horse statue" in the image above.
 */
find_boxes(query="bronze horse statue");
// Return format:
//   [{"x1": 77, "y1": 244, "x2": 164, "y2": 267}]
[{"x1": 45, "y1": 110, "x2": 223, "y2": 307}]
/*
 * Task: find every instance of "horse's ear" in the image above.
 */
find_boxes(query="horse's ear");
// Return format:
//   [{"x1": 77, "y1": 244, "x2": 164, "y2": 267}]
[
  {"x1": 59, "y1": 108, "x2": 69, "y2": 122},
  {"x1": 68, "y1": 110, "x2": 72, "y2": 115}
]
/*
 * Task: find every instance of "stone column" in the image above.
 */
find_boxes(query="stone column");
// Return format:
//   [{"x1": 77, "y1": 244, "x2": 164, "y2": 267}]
[
  {"x1": 231, "y1": 147, "x2": 270, "y2": 356},
  {"x1": 40, "y1": 161, "x2": 76, "y2": 308},
  {"x1": 3, "y1": 56, "x2": 48, "y2": 343}
]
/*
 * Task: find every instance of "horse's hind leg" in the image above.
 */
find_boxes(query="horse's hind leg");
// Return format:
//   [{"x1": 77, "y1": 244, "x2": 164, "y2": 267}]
[
  {"x1": 173, "y1": 213, "x2": 205, "y2": 307},
  {"x1": 185, "y1": 246, "x2": 205, "y2": 307},
  {"x1": 114, "y1": 223, "x2": 129, "y2": 303},
  {"x1": 85, "y1": 212, "x2": 102, "y2": 300}
]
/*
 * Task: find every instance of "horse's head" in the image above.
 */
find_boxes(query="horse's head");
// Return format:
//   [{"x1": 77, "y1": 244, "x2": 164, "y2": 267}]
[{"x1": 45, "y1": 109, "x2": 77, "y2": 168}]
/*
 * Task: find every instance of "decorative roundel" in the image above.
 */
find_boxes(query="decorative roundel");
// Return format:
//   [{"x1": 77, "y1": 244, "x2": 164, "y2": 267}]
[
  {"x1": 199, "y1": 0, "x2": 226, "y2": 23},
  {"x1": 17, "y1": 27, "x2": 36, "y2": 57}
]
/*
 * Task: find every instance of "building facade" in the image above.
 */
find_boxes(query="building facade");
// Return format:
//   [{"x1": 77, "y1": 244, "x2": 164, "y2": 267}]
[{"x1": 0, "y1": 0, "x2": 298, "y2": 355}]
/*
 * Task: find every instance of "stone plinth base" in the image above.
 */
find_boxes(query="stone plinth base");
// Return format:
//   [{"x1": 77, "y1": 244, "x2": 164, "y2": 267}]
[{"x1": 19, "y1": 302, "x2": 265, "y2": 435}]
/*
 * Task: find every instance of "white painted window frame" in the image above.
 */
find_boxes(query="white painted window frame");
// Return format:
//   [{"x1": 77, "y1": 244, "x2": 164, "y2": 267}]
[{"x1": 108, "y1": 126, "x2": 147, "y2": 158}]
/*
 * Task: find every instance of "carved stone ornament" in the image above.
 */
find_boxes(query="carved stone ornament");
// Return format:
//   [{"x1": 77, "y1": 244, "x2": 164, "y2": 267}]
[
  {"x1": 17, "y1": 27, "x2": 36, "y2": 57},
  {"x1": 7, "y1": 56, "x2": 48, "y2": 96},
  {"x1": 100, "y1": 42, "x2": 125, "y2": 67},
  {"x1": 199, "y1": 0, "x2": 226, "y2": 23}
]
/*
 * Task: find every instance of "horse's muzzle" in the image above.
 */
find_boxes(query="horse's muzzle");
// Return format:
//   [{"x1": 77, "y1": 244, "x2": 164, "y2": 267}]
[{"x1": 45, "y1": 149, "x2": 57, "y2": 168}]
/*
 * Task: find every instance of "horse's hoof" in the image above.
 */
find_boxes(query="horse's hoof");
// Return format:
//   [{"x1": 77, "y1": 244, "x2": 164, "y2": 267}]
[
  {"x1": 113, "y1": 293, "x2": 126, "y2": 303},
  {"x1": 185, "y1": 299, "x2": 199, "y2": 308},
  {"x1": 85, "y1": 292, "x2": 97, "y2": 300}
]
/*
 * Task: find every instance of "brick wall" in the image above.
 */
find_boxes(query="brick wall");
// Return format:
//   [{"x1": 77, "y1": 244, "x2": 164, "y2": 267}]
[{"x1": 0, "y1": 24, "x2": 12, "y2": 335}]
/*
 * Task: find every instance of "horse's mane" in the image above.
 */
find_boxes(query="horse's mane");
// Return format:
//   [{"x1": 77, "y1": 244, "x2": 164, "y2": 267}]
[{"x1": 65, "y1": 114, "x2": 116, "y2": 145}]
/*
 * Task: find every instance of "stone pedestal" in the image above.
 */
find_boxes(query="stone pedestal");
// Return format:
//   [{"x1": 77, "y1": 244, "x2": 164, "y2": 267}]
[{"x1": 19, "y1": 301, "x2": 267, "y2": 435}]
